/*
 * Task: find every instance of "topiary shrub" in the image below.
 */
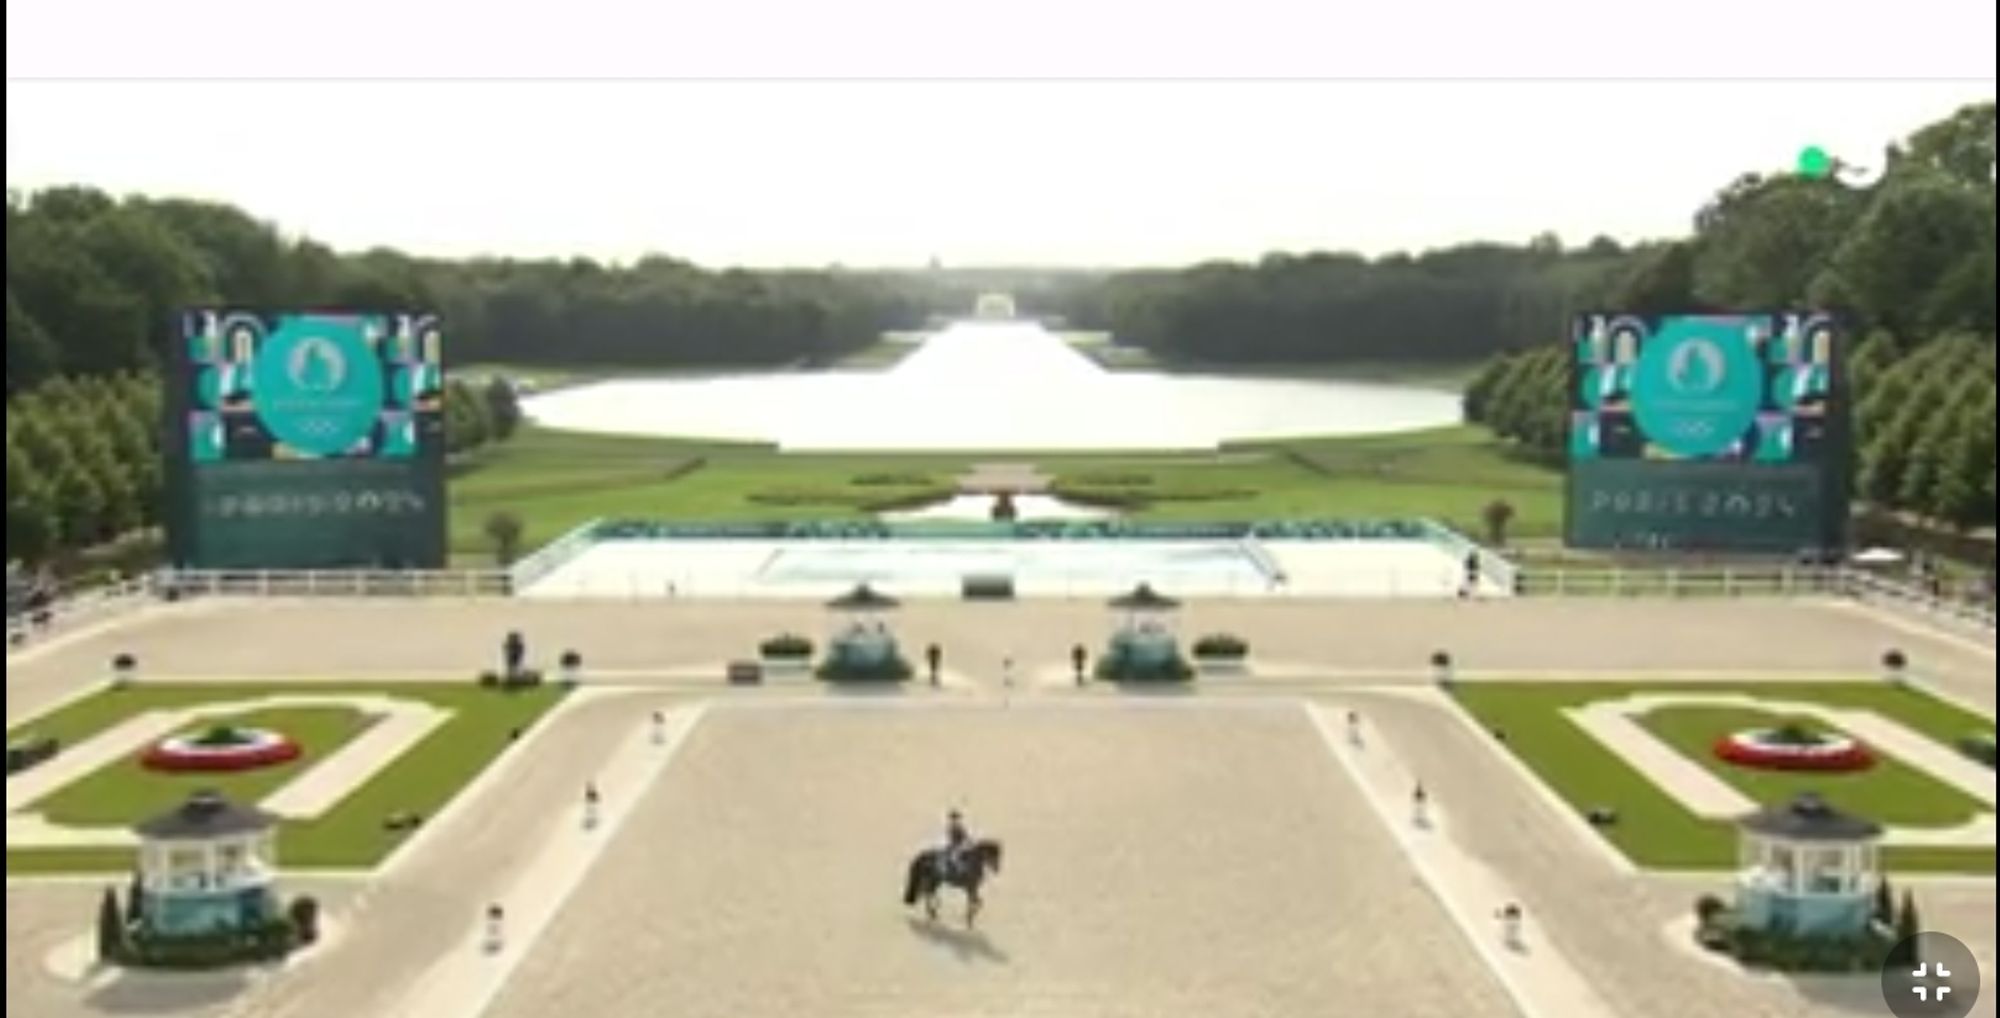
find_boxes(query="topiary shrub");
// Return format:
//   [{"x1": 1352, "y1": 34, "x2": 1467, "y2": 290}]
[
  {"x1": 1957, "y1": 733, "x2": 1997, "y2": 768},
  {"x1": 759, "y1": 633, "x2": 814, "y2": 659},
  {"x1": 1191, "y1": 633, "x2": 1249, "y2": 660},
  {"x1": 477, "y1": 670, "x2": 501, "y2": 689},
  {"x1": 1694, "y1": 893, "x2": 1728, "y2": 926},
  {"x1": 288, "y1": 896, "x2": 321, "y2": 946},
  {"x1": 97, "y1": 887, "x2": 127, "y2": 965}
]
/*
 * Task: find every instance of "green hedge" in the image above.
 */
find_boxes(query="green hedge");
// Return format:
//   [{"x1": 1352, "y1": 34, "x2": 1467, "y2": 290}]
[
  {"x1": 1094, "y1": 653, "x2": 1195, "y2": 683},
  {"x1": 815, "y1": 656, "x2": 914, "y2": 683},
  {"x1": 1721, "y1": 925, "x2": 1891, "y2": 973},
  {"x1": 759, "y1": 633, "x2": 815, "y2": 659},
  {"x1": 1191, "y1": 633, "x2": 1249, "y2": 659},
  {"x1": 126, "y1": 916, "x2": 297, "y2": 969}
]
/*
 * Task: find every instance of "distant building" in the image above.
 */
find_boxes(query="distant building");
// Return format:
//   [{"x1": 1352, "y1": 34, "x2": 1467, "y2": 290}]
[{"x1": 974, "y1": 293, "x2": 1017, "y2": 320}]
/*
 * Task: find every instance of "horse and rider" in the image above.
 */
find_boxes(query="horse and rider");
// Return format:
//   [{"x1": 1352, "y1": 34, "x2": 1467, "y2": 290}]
[{"x1": 903, "y1": 808, "x2": 1003, "y2": 926}]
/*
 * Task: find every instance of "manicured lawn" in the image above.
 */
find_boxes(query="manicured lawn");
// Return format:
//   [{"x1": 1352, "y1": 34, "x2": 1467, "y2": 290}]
[
  {"x1": 6, "y1": 683, "x2": 566, "y2": 874},
  {"x1": 446, "y1": 423, "x2": 1563, "y2": 560},
  {"x1": 32, "y1": 707, "x2": 372, "y2": 827},
  {"x1": 1451, "y1": 682, "x2": 1996, "y2": 874},
  {"x1": 1640, "y1": 706, "x2": 1988, "y2": 828}
]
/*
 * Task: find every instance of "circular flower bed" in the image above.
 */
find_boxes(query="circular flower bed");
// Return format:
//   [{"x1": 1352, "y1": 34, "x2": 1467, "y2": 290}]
[
  {"x1": 142, "y1": 725, "x2": 301, "y2": 772},
  {"x1": 1713, "y1": 724, "x2": 1873, "y2": 772}
]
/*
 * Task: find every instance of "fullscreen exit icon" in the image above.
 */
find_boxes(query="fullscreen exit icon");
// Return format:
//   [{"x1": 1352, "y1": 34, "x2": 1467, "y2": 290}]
[
  {"x1": 1883, "y1": 934, "x2": 1979, "y2": 1018},
  {"x1": 1912, "y1": 962, "x2": 1952, "y2": 1003}
]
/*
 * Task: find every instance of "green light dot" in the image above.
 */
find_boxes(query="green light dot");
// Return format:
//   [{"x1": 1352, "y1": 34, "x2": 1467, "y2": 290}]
[{"x1": 1797, "y1": 145, "x2": 1834, "y2": 179}]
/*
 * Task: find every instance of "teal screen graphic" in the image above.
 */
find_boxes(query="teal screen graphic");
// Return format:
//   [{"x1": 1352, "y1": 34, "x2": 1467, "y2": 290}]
[
  {"x1": 167, "y1": 310, "x2": 447, "y2": 569},
  {"x1": 1567, "y1": 312, "x2": 1850, "y2": 552}
]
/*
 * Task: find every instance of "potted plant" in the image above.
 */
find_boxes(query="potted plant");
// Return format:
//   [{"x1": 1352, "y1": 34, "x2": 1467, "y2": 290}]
[
  {"x1": 558, "y1": 650, "x2": 582, "y2": 687},
  {"x1": 1191, "y1": 633, "x2": 1249, "y2": 672},
  {"x1": 759, "y1": 633, "x2": 814, "y2": 671}
]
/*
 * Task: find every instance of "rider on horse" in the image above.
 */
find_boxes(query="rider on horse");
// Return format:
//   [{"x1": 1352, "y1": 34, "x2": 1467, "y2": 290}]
[{"x1": 939, "y1": 808, "x2": 970, "y2": 878}]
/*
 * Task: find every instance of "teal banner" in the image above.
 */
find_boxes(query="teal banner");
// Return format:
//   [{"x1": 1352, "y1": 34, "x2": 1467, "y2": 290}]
[
  {"x1": 1567, "y1": 312, "x2": 1849, "y2": 553},
  {"x1": 167, "y1": 310, "x2": 447, "y2": 569}
]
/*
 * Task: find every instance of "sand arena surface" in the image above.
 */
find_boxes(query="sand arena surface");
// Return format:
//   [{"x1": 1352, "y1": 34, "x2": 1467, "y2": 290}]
[
  {"x1": 5, "y1": 594, "x2": 1992, "y2": 1018},
  {"x1": 481, "y1": 701, "x2": 1516, "y2": 1018}
]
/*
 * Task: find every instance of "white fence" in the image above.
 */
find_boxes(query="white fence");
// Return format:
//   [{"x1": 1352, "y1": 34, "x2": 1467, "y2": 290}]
[
  {"x1": 7, "y1": 564, "x2": 1992, "y2": 652},
  {"x1": 4, "y1": 575, "x2": 156, "y2": 647},
  {"x1": 157, "y1": 569, "x2": 513, "y2": 599},
  {"x1": 1519, "y1": 566, "x2": 1994, "y2": 632}
]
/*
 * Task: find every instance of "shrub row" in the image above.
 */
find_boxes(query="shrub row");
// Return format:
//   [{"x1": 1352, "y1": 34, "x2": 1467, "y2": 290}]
[
  {"x1": 1191, "y1": 633, "x2": 1249, "y2": 659},
  {"x1": 1094, "y1": 653, "x2": 1196, "y2": 683},
  {"x1": 124, "y1": 916, "x2": 297, "y2": 969},
  {"x1": 816, "y1": 656, "x2": 915, "y2": 683},
  {"x1": 759, "y1": 633, "x2": 814, "y2": 659}
]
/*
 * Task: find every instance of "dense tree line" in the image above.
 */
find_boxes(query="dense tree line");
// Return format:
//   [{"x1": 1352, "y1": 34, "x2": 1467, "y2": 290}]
[
  {"x1": 5, "y1": 191, "x2": 940, "y2": 393},
  {"x1": 1059, "y1": 102, "x2": 1994, "y2": 366},
  {"x1": 7, "y1": 374, "x2": 161, "y2": 564},
  {"x1": 1461, "y1": 101, "x2": 1996, "y2": 532},
  {"x1": 1058, "y1": 237, "x2": 1633, "y2": 363}
]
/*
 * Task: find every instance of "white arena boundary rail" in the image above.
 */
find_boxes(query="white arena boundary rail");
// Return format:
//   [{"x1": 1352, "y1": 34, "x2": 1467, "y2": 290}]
[{"x1": 7, "y1": 563, "x2": 1991, "y2": 649}]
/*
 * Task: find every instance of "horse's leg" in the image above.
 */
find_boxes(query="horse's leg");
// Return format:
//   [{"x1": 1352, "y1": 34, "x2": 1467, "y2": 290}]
[
  {"x1": 924, "y1": 885, "x2": 939, "y2": 922},
  {"x1": 966, "y1": 884, "x2": 981, "y2": 928}
]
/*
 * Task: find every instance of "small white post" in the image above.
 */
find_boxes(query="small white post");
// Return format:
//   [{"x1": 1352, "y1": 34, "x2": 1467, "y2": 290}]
[
  {"x1": 1345, "y1": 709, "x2": 1363, "y2": 748},
  {"x1": 484, "y1": 904, "x2": 505, "y2": 953},
  {"x1": 1882, "y1": 650, "x2": 1908, "y2": 687},
  {"x1": 582, "y1": 782, "x2": 600, "y2": 831},
  {"x1": 1412, "y1": 782, "x2": 1430, "y2": 829},
  {"x1": 1497, "y1": 902, "x2": 1524, "y2": 951},
  {"x1": 1430, "y1": 652, "x2": 1454, "y2": 687},
  {"x1": 650, "y1": 710, "x2": 667, "y2": 746}
]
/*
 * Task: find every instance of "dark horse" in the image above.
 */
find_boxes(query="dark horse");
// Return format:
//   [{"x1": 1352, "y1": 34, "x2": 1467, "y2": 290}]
[{"x1": 902, "y1": 838, "x2": 1003, "y2": 926}]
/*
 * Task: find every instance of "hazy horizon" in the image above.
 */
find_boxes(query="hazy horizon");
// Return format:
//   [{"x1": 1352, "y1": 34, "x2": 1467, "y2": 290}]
[{"x1": 7, "y1": 80, "x2": 1993, "y2": 270}]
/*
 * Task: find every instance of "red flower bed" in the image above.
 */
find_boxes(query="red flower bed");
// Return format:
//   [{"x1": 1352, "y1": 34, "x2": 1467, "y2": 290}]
[
  {"x1": 141, "y1": 731, "x2": 302, "y2": 772},
  {"x1": 1713, "y1": 730, "x2": 1873, "y2": 772}
]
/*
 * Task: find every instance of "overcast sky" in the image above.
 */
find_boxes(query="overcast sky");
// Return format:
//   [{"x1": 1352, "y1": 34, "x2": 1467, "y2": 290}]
[{"x1": 6, "y1": 80, "x2": 1993, "y2": 269}]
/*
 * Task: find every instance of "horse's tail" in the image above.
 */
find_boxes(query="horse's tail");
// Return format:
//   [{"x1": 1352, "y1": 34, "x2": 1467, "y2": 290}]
[{"x1": 902, "y1": 854, "x2": 928, "y2": 906}]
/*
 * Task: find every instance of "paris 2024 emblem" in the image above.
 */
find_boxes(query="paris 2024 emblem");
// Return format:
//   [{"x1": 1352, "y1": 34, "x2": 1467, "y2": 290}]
[
  {"x1": 1631, "y1": 317, "x2": 1764, "y2": 459},
  {"x1": 251, "y1": 317, "x2": 385, "y2": 457}
]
